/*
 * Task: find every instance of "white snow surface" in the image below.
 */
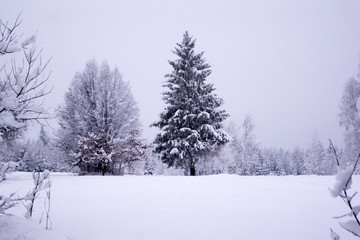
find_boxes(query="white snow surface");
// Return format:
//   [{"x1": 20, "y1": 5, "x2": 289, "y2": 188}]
[
  {"x1": 0, "y1": 215, "x2": 68, "y2": 240},
  {"x1": 1, "y1": 172, "x2": 360, "y2": 240}
]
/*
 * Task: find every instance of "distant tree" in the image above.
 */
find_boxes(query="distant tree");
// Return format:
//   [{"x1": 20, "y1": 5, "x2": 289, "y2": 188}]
[
  {"x1": 20, "y1": 140, "x2": 45, "y2": 172},
  {"x1": 261, "y1": 148, "x2": 279, "y2": 175},
  {"x1": 152, "y1": 32, "x2": 229, "y2": 176},
  {"x1": 339, "y1": 72, "x2": 360, "y2": 166},
  {"x1": 291, "y1": 147, "x2": 305, "y2": 175},
  {"x1": 276, "y1": 149, "x2": 292, "y2": 175},
  {"x1": 144, "y1": 149, "x2": 164, "y2": 175},
  {"x1": 18, "y1": 127, "x2": 68, "y2": 172},
  {"x1": 304, "y1": 133, "x2": 325, "y2": 175},
  {"x1": 237, "y1": 116, "x2": 260, "y2": 175},
  {"x1": 322, "y1": 142, "x2": 338, "y2": 175},
  {"x1": 223, "y1": 121, "x2": 242, "y2": 174},
  {"x1": 253, "y1": 150, "x2": 266, "y2": 175},
  {"x1": 144, "y1": 148, "x2": 155, "y2": 175},
  {"x1": 58, "y1": 60, "x2": 145, "y2": 174}
]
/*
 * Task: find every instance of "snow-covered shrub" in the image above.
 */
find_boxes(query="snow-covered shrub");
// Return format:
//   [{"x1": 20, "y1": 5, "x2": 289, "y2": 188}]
[
  {"x1": 74, "y1": 130, "x2": 146, "y2": 175},
  {"x1": 17, "y1": 127, "x2": 71, "y2": 173}
]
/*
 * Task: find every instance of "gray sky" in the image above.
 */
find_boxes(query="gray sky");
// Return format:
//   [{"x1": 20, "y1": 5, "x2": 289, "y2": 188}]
[{"x1": 2, "y1": 0, "x2": 360, "y2": 149}]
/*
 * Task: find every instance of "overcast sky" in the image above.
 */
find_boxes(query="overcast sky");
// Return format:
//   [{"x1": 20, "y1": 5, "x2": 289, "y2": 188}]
[{"x1": 2, "y1": 0, "x2": 360, "y2": 149}]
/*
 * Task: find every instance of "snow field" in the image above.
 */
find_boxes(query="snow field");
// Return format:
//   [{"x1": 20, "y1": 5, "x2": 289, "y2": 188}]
[{"x1": 1, "y1": 173, "x2": 359, "y2": 240}]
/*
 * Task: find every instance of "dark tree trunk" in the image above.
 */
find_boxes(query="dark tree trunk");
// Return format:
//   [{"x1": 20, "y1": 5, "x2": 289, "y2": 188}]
[
  {"x1": 190, "y1": 165, "x2": 196, "y2": 176},
  {"x1": 102, "y1": 164, "x2": 106, "y2": 176}
]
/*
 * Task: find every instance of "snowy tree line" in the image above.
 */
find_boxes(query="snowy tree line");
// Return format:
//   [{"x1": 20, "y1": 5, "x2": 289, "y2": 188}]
[
  {"x1": 6, "y1": 117, "x2": 342, "y2": 176},
  {"x1": 0, "y1": 15, "x2": 358, "y2": 177},
  {"x1": 195, "y1": 117, "x2": 341, "y2": 176}
]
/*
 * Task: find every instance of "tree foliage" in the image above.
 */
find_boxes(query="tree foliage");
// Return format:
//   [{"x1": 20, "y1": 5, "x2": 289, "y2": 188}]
[
  {"x1": 339, "y1": 73, "x2": 360, "y2": 165},
  {"x1": 18, "y1": 126, "x2": 68, "y2": 172},
  {"x1": 58, "y1": 60, "x2": 145, "y2": 174}
]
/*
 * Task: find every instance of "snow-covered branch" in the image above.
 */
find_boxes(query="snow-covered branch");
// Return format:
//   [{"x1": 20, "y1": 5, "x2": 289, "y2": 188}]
[
  {"x1": 0, "y1": 161, "x2": 18, "y2": 215},
  {"x1": 24, "y1": 170, "x2": 51, "y2": 219},
  {"x1": 0, "y1": 14, "x2": 51, "y2": 134},
  {"x1": 329, "y1": 139, "x2": 360, "y2": 238}
]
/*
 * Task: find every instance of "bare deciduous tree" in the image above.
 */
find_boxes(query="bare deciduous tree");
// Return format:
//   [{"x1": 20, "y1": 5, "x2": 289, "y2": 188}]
[{"x1": 58, "y1": 60, "x2": 145, "y2": 174}]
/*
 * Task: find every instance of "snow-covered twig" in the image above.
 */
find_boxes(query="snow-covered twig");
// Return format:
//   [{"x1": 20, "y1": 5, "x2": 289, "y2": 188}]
[
  {"x1": 0, "y1": 192, "x2": 18, "y2": 215},
  {"x1": 0, "y1": 14, "x2": 52, "y2": 130},
  {"x1": 24, "y1": 170, "x2": 51, "y2": 218},
  {"x1": 0, "y1": 161, "x2": 20, "y2": 215},
  {"x1": 0, "y1": 13, "x2": 23, "y2": 55},
  {"x1": 0, "y1": 161, "x2": 17, "y2": 182},
  {"x1": 331, "y1": 228, "x2": 340, "y2": 240},
  {"x1": 329, "y1": 139, "x2": 360, "y2": 238},
  {"x1": 44, "y1": 182, "x2": 52, "y2": 230}
]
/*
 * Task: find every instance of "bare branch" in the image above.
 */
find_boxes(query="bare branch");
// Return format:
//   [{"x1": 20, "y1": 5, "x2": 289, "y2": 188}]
[
  {"x1": 345, "y1": 153, "x2": 360, "y2": 189},
  {"x1": 0, "y1": 12, "x2": 23, "y2": 55},
  {"x1": 329, "y1": 139, "x2": 340, "y2": 166},
  {"x1": 340, "y1": 221, "x2": 360, "y2": 237}
]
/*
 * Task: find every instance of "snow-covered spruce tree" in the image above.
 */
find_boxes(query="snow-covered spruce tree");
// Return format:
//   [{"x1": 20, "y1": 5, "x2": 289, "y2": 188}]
[
  {"x1": 58, "y1": 60, "x2": 145, "y2": 175},
  {"x1": 237, "y1": 116, "x2": 261, "y2": 175},
  {"x1": 152, "y1": 32, "x2": 229, "y2": 176}
]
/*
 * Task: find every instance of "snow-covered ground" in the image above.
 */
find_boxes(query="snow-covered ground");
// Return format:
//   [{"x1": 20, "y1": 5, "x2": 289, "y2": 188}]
[{"x1": 1, "y1": 172, "x2": 359, "y2": 240}]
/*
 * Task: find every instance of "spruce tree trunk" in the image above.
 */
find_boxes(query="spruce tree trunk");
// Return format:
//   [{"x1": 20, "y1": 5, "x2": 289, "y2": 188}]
[
  {"x1": 190, "y1": 165, "x2": 196, "y2": 176},
  {"x1": 102, "y1": 164, "x2": 106, "y2": 176}
]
